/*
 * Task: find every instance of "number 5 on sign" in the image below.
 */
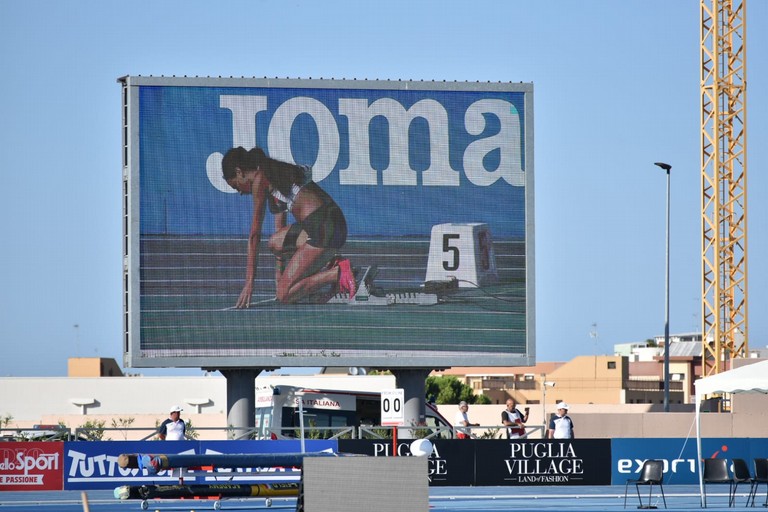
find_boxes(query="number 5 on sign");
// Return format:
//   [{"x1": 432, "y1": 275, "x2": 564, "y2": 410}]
[
  {"x1": 381, "y1": 389, "x2": 405, "y2": 426},
  {"x1": 424, "y1": 223, "x2": 498, "y2": 288}
]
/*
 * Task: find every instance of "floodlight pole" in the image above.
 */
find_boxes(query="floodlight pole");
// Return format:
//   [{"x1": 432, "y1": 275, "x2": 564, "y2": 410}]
[
  {"x1": 540, "y1": 375, "x2": 555, "y2": 437},
  {"x1": 654, "y1": 162, "x2": 672, "y2": 413}
]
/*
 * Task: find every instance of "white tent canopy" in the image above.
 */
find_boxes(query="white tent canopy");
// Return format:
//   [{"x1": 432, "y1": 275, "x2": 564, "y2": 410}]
[
  {"x1": 694, "y1": 359, "x2": 768, "y2": 507},
  {"x1": 695, "y1": 359, "x2": 768, "y2": 396}
]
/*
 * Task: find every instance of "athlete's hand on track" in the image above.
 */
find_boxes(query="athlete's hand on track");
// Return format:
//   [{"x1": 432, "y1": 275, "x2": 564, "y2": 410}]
[{"x1": 236, "y1": 283, "x2": 253, "y2": 308}]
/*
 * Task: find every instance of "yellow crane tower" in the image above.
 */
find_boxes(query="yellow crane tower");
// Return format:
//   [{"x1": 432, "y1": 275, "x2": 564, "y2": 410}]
[{"x1": 700, "y1": 0, "x2": 748, "y2": 376}]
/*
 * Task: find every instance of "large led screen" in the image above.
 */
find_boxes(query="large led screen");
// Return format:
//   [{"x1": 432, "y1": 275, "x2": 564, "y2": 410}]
[{"x1": 121, "y1": 76, "x2": 534, "y2": 369}]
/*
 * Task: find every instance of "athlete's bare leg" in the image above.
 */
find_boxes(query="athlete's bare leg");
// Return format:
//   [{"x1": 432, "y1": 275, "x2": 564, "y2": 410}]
[
  {"x1": 269, "y1": 226, "x2": 306, "y2": 289},
  {"x1": 275, "y1": 244, "x2": 340, "y2": 303}
]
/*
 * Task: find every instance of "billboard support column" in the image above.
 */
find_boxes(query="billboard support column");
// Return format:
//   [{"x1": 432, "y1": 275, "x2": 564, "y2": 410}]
[
  {"x1": 219, "y1": 368, "x2": 264, "y2": 439},
  {"x1": 391, "y1": 368, "x2": 431, "y2": 439}
]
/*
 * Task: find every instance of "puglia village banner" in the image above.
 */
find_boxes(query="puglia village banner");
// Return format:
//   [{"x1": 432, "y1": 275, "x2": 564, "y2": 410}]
[
  {"x1": 475, "y1": 439, "x2": 611, "y2": 485},
  {"x1": 338, "y1": 439, "x2": 611, "y2": 486}
]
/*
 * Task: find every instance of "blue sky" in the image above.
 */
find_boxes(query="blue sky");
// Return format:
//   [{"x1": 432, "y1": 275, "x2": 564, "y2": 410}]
[{"x1": 0, "y1": 1, "x2": 766, "y2": 377}]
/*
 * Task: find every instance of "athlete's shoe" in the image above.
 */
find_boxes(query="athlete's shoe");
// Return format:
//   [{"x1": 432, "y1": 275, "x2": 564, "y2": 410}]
[{"x1": 337, "y1": 258, "x2": 356, "y2": 299}]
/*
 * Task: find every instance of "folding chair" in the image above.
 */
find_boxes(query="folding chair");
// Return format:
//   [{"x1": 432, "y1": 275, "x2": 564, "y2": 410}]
[
  {"x1": 749, "y1": 458, "x2": 768, "y2": 507},
  {"x1": 702, "y1": 458, "x2": 735, "y2": 508},
  {"x1": 624, "y1": 459, "x2": 666, "y2": 509},
  {"x1": 731, "y1": 459, "x2": 754, "y2": 507}
]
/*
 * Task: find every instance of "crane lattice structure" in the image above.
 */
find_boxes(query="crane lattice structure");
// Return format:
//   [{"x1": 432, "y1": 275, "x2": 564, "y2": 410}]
[{"x1": 700, "y1": 0, "x2": 748, "y2": 376}]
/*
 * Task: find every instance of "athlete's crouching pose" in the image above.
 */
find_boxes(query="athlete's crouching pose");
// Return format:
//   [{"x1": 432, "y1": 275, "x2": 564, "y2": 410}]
[{"x1": 222, "y1": 146, "x2": 356, "y2": 306}]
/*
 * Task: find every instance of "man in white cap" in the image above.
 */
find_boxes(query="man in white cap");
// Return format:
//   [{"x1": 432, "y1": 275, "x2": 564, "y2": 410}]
[
  {"x1": 547, "y1": 402, "x2": 574, "y2": 439},
  {"x1": 158, "y1": 405, "x2": 186, "y2": 440}
]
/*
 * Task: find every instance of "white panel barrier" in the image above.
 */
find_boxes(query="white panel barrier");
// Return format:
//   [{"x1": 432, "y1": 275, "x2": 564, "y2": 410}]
[{"x1": 302, "y1": 457, "x2": 428, "y2": 512}]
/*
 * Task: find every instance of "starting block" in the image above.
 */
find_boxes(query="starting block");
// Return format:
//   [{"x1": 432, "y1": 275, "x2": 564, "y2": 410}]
[
  {"x1": 327, "y1": 266, "x2": 438, "y2": 306},
  {"x1": 425, "y1": 223, "x2": 498, "y2": 288}
]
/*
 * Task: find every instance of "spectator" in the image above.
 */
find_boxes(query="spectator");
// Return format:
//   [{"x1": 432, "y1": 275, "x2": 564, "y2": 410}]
[
  {"x1": 548, "y1": 402, "x2": 574, "y2": 439},
  {"x1": 454, "y1": 401, "x2": 479, "y2": 439},
  {"x1": 501, "y1": 398, "x2": 529, "y2": 438},
  {"x1": 158, "y1": 405, "x2": 186, "y2": 440}
]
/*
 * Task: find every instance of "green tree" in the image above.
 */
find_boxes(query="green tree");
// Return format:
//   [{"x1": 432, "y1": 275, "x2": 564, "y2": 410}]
[
  {"x1": 80, "y1": 419, "x2": 107, "y2": 441},
  {"x1": 184, "y1": 418, "x2": 199, "y2": 440},
  {"x1": 425, "y1": 376, "x2": 490, "y2": 404},
  {"x1": 475, "y1": 394, "x2": 492, "y2": 405},
  {"x1": 111, "y1": 417, "x2": 135, "y2": 440}
]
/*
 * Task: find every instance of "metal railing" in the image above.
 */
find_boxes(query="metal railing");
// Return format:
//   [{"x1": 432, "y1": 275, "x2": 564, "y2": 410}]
[
  {"x1": 357, "y1": 425, "x2": 455, "y2": 440},
  {"x1": 2, "y1": 424, "x2": 548, "y2": 442},
  {"x1": 268, "y1": 426, "x2": 357, "y2": 440},
  {"x1": 624, "y1": 380, "x2": 684, "y2": 391},
  {"x1": 456, "y1": 424, "x2": 545, "y2": 439},
  {"x1": 0, "y1": 427, "x2": 72, "y2": 442}
]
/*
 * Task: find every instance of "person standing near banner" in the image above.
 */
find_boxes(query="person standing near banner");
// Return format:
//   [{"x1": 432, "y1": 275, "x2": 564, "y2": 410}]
[
  {"x1": 454, "y1": 401, "x2": 479, "y2": 439},
  {"x1": 158, "y1": 405, "x2": 186, "y2": 440},
  {"x1": 501, "y1": 398, "x2": 529, "y2": 438},
  {"x1": 548, "y1": 402, "x2": 574, "y2": 439}
]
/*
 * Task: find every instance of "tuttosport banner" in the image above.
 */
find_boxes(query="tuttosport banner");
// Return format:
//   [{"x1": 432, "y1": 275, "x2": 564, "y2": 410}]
[
  {"x1": 338, "y1": 438, "x2": 612, "y2": 486},
  {"x1": 0, "y1": 442, "x2": 64, "y2": 491},
  {"x1": 62, "y1": 440, "x2": 335, "y2": 490}
]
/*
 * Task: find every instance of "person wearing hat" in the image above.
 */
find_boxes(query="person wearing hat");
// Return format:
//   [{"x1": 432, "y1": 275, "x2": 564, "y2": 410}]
[
  {"x1": 158, "y1": 405, "x2": 187, "y2": 440},
  {"x1": 454, "y1": 401, "x2": 479, "y2": 439},
  {"x1": 547, "y1": 402, "x2": 574, "y2": 439}
]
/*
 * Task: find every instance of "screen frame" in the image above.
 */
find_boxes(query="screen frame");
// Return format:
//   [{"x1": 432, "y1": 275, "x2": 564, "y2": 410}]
[{"x1": 120, "y1": 76, "x2": 535, "y2": 370}]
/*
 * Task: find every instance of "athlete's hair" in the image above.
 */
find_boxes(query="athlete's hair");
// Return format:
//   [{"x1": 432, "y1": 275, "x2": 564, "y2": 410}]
[
  {"x1": 221, "y1": 146, "x2": 304, "y2": 196},
  {"x1": 221, "y1": 146, "x2": 265, "y2": 180}
]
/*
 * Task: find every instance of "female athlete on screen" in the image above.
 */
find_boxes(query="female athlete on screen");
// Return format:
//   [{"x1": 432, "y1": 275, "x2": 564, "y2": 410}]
[{"x1": 222, "y1": 146, "x2": 356, "y2": 306}]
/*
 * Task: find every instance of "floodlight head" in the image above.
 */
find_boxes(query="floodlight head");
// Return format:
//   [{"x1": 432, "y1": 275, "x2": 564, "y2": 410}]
[
  {"x1": 654, "y1": 162, "x2": 672, "y2": 171},
  {"x1": 70, "y1": 398, "x2": 97, "y2": 415}
]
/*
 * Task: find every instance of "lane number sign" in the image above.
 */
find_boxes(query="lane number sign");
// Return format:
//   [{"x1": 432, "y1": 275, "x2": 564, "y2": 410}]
[{"x1": 381, "y1": 389, "x2": 405, "y2": 426}]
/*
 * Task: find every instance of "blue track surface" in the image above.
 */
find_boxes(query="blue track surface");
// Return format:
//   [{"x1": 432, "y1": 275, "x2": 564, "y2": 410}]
[{"x1": 0, "y1": 485, "x2": 759, "y2": 511}]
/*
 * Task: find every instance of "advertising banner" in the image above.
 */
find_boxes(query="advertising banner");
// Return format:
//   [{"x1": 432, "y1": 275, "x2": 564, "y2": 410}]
[
  {"x1": 0, "y1": 442, "x2": 63, "y2": 491},
  {"x1": 65, "y1": 440, "x2": 197, "y2": 490},
  {"x1": 338, "y1": 439, "x2": 474, "y2": 486},
  {"x1": 63, "y1": 440, "x2": 335, "y2": 490},
  {"x1": 475, "y1": 439, "x2": 611, "y2": 486},
  {"x1": 338, "y1": 439, "x2": 610, "y2": 486},
  {"x1": 122, "y1": 76, "x2": 534, "y2": 370},
  {"x1": 611, "y1": 437, "x2": 768, "y2": 485},
  {"x1": 6, "y1": 437, "x2": 766, "y2": 491}
]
